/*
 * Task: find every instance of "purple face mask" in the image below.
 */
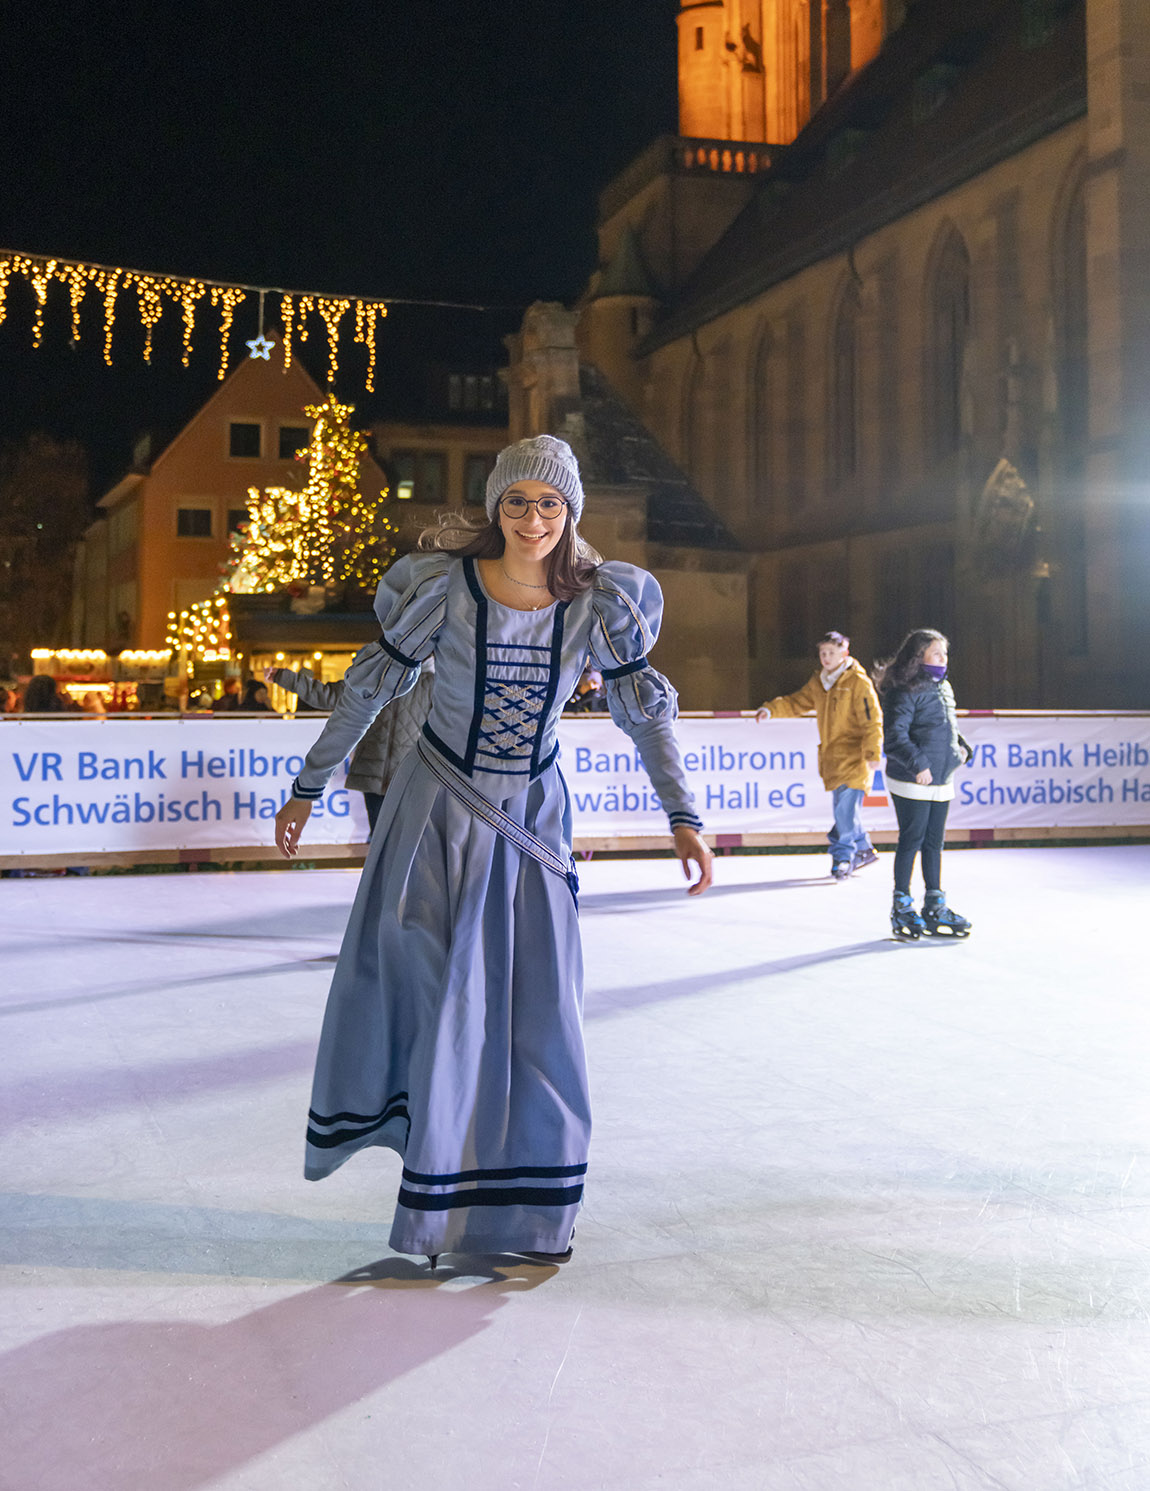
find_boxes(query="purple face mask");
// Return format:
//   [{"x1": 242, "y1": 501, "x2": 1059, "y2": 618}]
[{"x1": 922, "y1": 662, "x2": 948, "y2": 681}]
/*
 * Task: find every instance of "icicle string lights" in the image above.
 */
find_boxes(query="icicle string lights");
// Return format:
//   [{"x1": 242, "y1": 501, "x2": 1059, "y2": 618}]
[{"x1": 0, "y1": 248, "x2": 391, "y2": 391}]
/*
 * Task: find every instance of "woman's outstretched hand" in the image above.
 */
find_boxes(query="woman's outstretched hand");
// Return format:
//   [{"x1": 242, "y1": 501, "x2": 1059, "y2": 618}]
[
  {"x1": 274, "y1": 797, "x2": 312, "y2": 859},
  {"x1": 673, "y1": 825, "x2": 713, "y2": 896}
]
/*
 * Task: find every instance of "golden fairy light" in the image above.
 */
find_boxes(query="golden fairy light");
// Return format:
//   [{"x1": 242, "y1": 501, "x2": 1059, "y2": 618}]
[
  {"x1": 209, "y1": 285, "x2": 247, "y2": 380},
  {"x1": 317, "y1": 296, "x2": 350, "y2": 384},
  {"x1": 0, "y1": 248, "x2": 394, "y2": 390},
  {"x1": 127, "y1": 272, "x2": 166, "y2": 362}
]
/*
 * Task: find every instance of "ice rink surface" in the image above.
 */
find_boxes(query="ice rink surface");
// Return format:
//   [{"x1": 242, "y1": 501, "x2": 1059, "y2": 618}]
[{"x1": 2, "y1": 844, "x2": 1149, "y2": 1491}]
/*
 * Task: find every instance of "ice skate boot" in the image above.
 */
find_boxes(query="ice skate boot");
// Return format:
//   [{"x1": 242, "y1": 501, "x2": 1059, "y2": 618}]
[
  {"x1": 890, "y1": 891, "x2": 926, "y2": 939},
  {"x1": 922, "y1": 890, "x2": 971, "y2": 937}
]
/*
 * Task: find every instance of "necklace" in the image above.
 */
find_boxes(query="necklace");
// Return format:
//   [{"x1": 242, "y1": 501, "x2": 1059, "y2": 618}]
[{"x1": 500, "y1": 563, "x2": 551, "y2": 608}]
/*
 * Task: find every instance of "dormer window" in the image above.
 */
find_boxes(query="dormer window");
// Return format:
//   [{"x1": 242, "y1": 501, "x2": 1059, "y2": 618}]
[{"x1": 228, "y1": 422, "x2": 261, "y2": 458}]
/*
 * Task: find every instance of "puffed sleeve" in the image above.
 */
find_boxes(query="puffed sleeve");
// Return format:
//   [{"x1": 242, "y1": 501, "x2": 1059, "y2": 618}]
[
  {"x1": 587, "y1": 562, "x2": 703, "y2": 833},
  {"x1": 290, "y1": 554, "x2": 450, "y2": 799}
]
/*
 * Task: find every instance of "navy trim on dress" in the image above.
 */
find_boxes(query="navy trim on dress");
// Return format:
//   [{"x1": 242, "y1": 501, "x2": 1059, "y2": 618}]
[
  {"x1": 396, "y1": 1184, "x2": 585, "y2": 1211},
  {"x1": 422, "y1": 721, "x2": 469, "y2": 774},
  {"x1": 291, "y1": 776, "x2": 324, "y2": 801},
  {"x1": 307, "y1": 1094, "x2": 410, "y2": 1149},
  {"x1": 379, "y1": 634, "x2": 421, "y2": 670},
  {"x1": 402, "y1": 1162, "x2": 587, "y2": 1185},
  {"x1": 601, "y1": 656, "x2": 648, "y2": 681},
  {"x1": 462, "y1": 557, "x2": 488, "y2": 773},
  {"x1": 530, "y1": 601, "x2": 568, "y2": 777}
]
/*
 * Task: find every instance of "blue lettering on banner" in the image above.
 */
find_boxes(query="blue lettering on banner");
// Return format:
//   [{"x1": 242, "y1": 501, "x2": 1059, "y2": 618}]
[
  {"x1": 10, "y1": 790, "x2": 223, "y2": 827},
  {"x1": 1007, "y1": 744, "x2": 1074, "y2": 769},
  {"x1": 13, "y1": 752, "x2": 64, "y2": 782},
  {"x1": 958, "y1": 776, "x2": 1115, "y2": 807},
  {"x1": 77, "y1": 750, "x2": 167, "y2": 780}
]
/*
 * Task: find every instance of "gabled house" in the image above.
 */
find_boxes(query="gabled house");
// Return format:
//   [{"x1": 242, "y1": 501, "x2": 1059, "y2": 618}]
[{"x1": 72, "y1": 350, "x2": 387, "y2": 651}]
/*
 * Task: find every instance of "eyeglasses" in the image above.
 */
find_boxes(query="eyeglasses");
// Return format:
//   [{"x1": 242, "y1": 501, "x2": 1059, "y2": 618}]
[{"x1": 499, "y1": 494, "x2": 568, "y2": 519}]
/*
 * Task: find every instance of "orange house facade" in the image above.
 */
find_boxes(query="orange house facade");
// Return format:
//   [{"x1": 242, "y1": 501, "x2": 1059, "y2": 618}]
[{"x1": 73, "y1": 352, "x2": 387, "y2": 651}]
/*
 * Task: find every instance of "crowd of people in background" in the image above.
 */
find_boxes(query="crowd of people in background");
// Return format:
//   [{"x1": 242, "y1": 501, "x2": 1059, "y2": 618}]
[{"x1": 0, "y1": 660, "x2": 610, "y2": 717}]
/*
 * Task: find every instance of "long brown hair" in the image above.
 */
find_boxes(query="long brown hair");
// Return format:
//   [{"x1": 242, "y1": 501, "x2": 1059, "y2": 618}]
[
  {"x1": 419, "y1": 509, "x2": 599, "y2": 602},
  {"x1": 872, "y1": 628, "x2": 948, "y2": 694}
]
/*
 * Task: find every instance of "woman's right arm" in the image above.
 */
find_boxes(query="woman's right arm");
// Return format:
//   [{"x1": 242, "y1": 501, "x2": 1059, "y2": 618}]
[
  {"x1": 267, "y1": 666, "x2": 344, "y2": 710},
  {"x1": 275, "y1": 556, "x2": 449, "y2": 853}
]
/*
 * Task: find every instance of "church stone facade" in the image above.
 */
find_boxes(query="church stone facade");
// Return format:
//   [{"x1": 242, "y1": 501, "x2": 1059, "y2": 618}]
[{"x1": 529, "y1": 0, "x2": 1150, "y2": 710}]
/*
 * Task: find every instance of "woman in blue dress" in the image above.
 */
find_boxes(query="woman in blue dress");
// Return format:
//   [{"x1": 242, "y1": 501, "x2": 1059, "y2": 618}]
[{"x1": 274, "y1": 436, "x2": 712, "y2": 1266}]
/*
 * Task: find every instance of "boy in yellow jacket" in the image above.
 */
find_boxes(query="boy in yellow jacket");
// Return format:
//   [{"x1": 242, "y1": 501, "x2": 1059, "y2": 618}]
[{"x1": 757, "y1": 630, "x2": 883, "y2": 880}]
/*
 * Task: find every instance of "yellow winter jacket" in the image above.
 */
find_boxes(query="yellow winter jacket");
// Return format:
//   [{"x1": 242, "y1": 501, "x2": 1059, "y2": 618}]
[{"x1": 761, "y1": 659, "x2": 883, "y2": 791}]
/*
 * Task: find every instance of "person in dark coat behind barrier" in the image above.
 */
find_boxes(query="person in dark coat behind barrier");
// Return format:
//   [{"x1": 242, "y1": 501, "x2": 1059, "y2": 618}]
[
  {"x1": 23, "y1": 675, "x2": 65, "y2": 712},
  {"x1": 240, "y1": 678, "x2": 276, "y2": 712},
  {"x1": 873, "y1": 628, "x2": 973, "y2": 939},
  {"x1": 265, "y1": 658, "x2": 435, "y2": 833}
]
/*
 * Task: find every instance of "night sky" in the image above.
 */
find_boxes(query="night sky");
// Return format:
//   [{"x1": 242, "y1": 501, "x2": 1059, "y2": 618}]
[{"x1": 0, "y1": 0, "x2": 679, "y2": 488}]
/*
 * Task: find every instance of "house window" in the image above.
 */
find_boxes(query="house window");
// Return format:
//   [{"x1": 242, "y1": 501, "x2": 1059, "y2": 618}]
[
  {"x1": 420, "y1": 451, "x2": 446, "y2": 504},
  {"x1": 227, "y1": 508, "x2": 249, "y2": 535},
  {"x1": 177, "y1": 508, "x2": 213, "y2": 538},
  {"x1": 696, "y1": 25, "x2": 704, "y2": 49},
  {"x1": 448, "y1": 375, "x2": 463, "y2": 411},
  {"x1": 390, "y1": 450, "x2": 447, "y2": 502},
  {"x1": 278, "y1": 425, "x2": 310, "y2": 460},
  {"x1": 229, "y1": 422, "x2": 262, "y2": 458},
  {"x1": 464, "y1": 453, "x2": 496, "y2": 507}
]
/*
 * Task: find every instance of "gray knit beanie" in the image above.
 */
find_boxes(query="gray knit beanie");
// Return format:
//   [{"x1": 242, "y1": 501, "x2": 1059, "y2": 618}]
[{"x1": 485, "y1": 435, "x2": 584, "y2": 522}]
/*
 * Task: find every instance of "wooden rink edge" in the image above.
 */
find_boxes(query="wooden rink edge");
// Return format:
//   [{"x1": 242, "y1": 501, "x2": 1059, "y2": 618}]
[{"x1": 2, "y1": 822, "x2": 1146, "y2": 872}]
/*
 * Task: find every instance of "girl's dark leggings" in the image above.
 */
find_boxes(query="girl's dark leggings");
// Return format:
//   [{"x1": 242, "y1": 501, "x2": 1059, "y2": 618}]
[{"x1": 892, "y1": 795, "x2": 950, "y2": 893}]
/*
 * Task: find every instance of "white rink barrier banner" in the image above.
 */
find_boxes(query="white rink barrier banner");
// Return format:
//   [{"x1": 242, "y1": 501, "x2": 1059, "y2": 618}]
[
  {"x1": 0, "y1": 718, "x2": 370, "y2": 856},
  {"x1": 0, "y1": 712, "x2": 1148, "y2": 856},
  {"x1": 560, "y1": 713, "x2": 1150, "y2": 837}
]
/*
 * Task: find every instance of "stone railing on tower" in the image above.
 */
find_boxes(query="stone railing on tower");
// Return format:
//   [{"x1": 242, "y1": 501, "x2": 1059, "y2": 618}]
[
  {"x1": 598, "y1": 134, "x2": 783, "y2": 226},
  {"x1": 675, "y1": 137, "x2": 777, "y2": 176}
]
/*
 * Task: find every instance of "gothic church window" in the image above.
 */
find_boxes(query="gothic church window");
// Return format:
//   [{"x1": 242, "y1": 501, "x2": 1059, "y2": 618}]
[
  {"x1": 927, "y1": 227, "x2": 971, "y2": 463},
  {"x1": 751, "y1": 329, "x2": 774, "y2": 511},
  {"x1": 1055, "y1": 167, "x2": 1088, "y2": 657},
  {"x1": 830, "y1": 282, "x2": 861, "y2": 488},
  {"x1": 785, "y1": 315, "x2": 807, "y2": 516}
]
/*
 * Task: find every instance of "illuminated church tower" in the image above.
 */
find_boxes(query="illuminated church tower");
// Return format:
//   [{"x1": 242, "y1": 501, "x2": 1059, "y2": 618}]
[{"x1": 677, "y1": 0, "x2": 892, "y2": 145}]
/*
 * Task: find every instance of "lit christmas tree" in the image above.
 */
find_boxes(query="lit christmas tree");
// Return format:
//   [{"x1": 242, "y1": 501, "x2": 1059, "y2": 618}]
[
  {"x1": 168, "y1": 394, "x2": 396, "y2": 673},
  {"x1": 228, "y1": 392, "x2": 397, "y2": 594}
]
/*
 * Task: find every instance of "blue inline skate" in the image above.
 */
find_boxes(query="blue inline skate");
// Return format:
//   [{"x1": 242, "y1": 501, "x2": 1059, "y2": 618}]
[
  {"x1": 891, "y1": 891, "x2": 927, "y2": 939},
  {"x1": 922, "y1": 890, "x2": 971, "y2": 937}
]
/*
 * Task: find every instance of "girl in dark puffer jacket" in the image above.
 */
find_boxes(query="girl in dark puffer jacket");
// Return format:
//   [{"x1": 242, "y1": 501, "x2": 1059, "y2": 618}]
[{"x1": 874, "y1": 629, "x2": 973, "y2": 939}]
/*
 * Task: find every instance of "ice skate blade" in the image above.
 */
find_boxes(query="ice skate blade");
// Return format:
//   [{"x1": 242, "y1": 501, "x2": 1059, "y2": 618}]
[{"x1": 515, "y1": 1246, "x2": 574, "y2": 1265}]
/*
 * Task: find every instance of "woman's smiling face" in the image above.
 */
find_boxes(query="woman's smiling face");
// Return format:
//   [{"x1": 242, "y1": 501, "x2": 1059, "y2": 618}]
[{"x1": 497, "y1": 480, "x2": 568, "y2": 564}]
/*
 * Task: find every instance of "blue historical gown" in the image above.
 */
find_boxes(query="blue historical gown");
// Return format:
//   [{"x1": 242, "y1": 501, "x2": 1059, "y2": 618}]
[{"x1": 291, "y1": 552, "x2": 702, "y2": 1258}]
